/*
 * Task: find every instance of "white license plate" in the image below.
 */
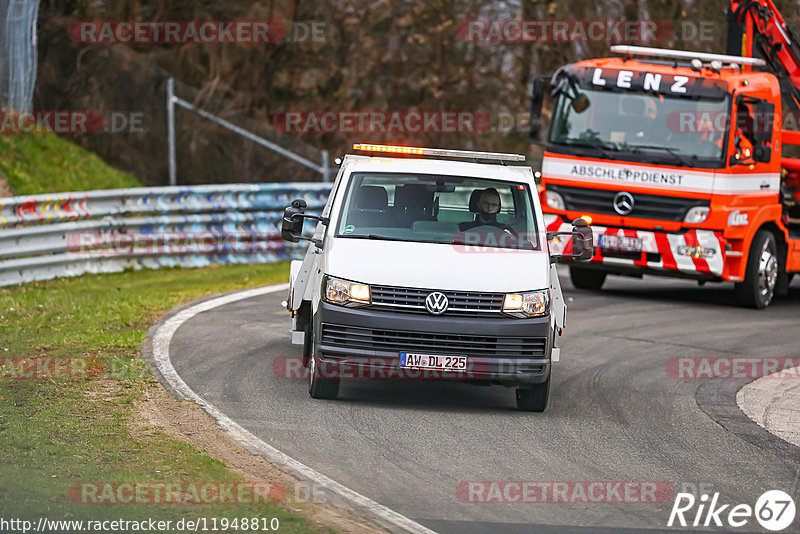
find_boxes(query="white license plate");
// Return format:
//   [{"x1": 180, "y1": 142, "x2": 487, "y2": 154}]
[
  {"x1": 399, "y1": 352, "x2": 467, "y2": 371},
  {"x1": 599, "y1": 234, "x2": 642, "y2": 252}
]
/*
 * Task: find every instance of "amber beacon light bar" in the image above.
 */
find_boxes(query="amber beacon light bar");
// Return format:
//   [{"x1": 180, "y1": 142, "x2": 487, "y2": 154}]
[{"x1": 352, "y1": 143, "x2": 526, "y2": 162}]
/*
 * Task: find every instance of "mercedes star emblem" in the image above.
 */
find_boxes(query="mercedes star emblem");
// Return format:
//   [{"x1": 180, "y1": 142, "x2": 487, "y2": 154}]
[{"x1": 613, "y1": 191, "x2": 635, "y2": 215}]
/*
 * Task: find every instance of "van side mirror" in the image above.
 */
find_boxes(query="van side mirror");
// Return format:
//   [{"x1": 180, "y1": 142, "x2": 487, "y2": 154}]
[
  {"x1": 547, "y1": 218, "x2": 594, "y2": 263},
  {"x1": 281, "y1": 199, "x2": 307, "y2": 243},
  {"x1": 571, "y1": 218, "x2": 594, "y2": 261},
  {"x1": 281, "y1": 198, "x2": 329, "y2": 246}
]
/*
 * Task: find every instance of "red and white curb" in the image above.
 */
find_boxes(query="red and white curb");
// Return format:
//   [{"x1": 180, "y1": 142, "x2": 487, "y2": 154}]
[{"x1": 150, "y1": 283, "x2": 436, "y2": 534}]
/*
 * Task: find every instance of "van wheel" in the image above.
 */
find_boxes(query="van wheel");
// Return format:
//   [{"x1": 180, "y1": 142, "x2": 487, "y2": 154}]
[
  {"x1": 516, "y1": 378, "x2": 550, "y2": 412},
  {"x1": 308, "y1": 337, "x2": 339, "y2": 400},
  {"x1": 734, "y1": 230, "x2": 778, "y2": 309},
  {"x1": 569, "y1": 266, "x2": 606, "y2": 290}
]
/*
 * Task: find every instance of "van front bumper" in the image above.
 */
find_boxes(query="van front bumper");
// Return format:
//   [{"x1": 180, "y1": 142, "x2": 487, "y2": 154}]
[{"x1": 314, "y1": 302, "x2": 552, "y2": 385}]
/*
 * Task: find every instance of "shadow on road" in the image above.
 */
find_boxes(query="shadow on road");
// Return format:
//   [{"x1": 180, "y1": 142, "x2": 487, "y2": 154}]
[
  {"x1": 566, "y1": 274, "x2": 800, "y2": 311},
  {"x1": 333, "y1": 379, "x2": 526, "y2": 413}
]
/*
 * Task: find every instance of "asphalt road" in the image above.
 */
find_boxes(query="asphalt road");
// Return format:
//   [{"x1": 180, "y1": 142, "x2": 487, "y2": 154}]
[{"x1": 169, "y1": 269, "x2": 800, "y2": 533}]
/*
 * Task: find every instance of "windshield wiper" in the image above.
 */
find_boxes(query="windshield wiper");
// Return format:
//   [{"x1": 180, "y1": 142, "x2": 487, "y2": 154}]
[
  {"x1": 560, "y1": 139, "x2": 618, "y2": 159},
  {"x1": 355, "y1": 234, "x2": 408, "y2": 241},
  {"x1": 624, "y1": 144, "x2": 692, "y2": 167},
  {"x1": 345, "y1": 234, "x2": 441, "y2": 244}
]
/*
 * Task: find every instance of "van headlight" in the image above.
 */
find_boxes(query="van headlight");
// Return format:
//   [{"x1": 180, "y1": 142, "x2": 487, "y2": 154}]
[
  {"x1": 322, "y1": 275, "x2": 371, "y2": 307},
  {"x1": 502, "y1": 290, "x2": 549, "y2": 318}
]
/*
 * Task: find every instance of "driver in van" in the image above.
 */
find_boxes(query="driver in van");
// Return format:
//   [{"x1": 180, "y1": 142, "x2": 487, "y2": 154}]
[{"x1": 459, "y1": 188, "x2": 515, "y2": 234}]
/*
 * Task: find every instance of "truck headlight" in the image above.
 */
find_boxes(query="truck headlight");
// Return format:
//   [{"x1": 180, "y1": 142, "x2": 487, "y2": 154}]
[
  {"x1": 684, "y1": 206, "x2": 709, "y2": 223},
  {"x1": 322, "y1": 275, "x2": 370, "y2": 307},
  {"x1": 503, "y1": 290, "x2": 549, "y2": 318},
  {"x1": 545, "y1": 190, "x2": 566, "y2": 211}
]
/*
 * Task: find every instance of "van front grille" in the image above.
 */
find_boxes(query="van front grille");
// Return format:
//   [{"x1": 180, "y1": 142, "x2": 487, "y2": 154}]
[{"x1": 369, "y1": 285, "x2": 504, "y2": 317}]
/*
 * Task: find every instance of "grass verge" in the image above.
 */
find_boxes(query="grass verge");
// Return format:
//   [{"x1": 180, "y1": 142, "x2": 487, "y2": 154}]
[
  {"x1": 0, "y1": 262, "x2": 326, "y2": 532},
  {"x1": 0, "y1": 133, "x2": 142, "y2": 196}
]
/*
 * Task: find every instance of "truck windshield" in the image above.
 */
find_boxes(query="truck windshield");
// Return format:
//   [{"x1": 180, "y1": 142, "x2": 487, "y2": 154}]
[
  {"x1": 335, "y1": 172, "x2": 540, "y2": 250},
  {"x1": 550, "y1": 88, "x2": 730, "y2": 165}
]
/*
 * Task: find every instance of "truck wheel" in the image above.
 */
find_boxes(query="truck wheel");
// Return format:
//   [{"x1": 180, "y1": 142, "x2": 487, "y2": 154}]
[
  {"x1": 308, "y1": 335, "x2": 339, "y2": 400},
  {"x1": 516, "y1": 378, "x2": 550, "y2": 412},
  {"x1": 734, "y1": 230, "x2": 779, "y2": 309},
  {"x1": 569, "y1": 266, "x2": 606, "y2": 290}
]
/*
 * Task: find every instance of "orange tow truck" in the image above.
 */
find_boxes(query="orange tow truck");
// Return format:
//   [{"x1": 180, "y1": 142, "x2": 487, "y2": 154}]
[{"x1": 531, "y1": 0, "x2": 800, "y2": 308}]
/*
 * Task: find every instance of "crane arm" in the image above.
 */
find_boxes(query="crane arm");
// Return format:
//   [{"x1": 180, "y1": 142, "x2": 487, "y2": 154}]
[{"x1": 728, "y1": 0, "x2": 800, "y2": 111}]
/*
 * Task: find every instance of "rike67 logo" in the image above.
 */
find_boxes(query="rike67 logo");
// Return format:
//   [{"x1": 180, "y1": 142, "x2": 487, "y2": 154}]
[{"x1": 668, "y1": 490, "x2": 796, "y2": 531}]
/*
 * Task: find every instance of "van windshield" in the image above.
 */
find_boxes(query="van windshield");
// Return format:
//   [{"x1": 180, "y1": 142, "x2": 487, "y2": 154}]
[{"x1": 335, "y1": 172, "x2": 540, "y2": 250}]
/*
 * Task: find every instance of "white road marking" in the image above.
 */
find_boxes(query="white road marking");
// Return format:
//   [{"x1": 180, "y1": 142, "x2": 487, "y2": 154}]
[
  {"x1": 150, "y1": 283, "x2": 437, "y2": 534},
  {"x1": 736, "y1": 365, "x2": 800, "y2": 449}
]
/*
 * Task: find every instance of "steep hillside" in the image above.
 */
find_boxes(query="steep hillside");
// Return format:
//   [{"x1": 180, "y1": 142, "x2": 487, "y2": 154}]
[{"x1": 0, "y1": 133, "x2": 142, "y2": 196}]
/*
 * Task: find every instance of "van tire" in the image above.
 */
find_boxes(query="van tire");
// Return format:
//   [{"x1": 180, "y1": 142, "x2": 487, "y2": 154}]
[
  {"x1": 734, "y1": 230, "x2": 778, "y2": 309},
  {"x1": 308, "y1": 330, "x2": 339, "y2": 400},
  {"x1": 516, "y1": 378, "x2": 550, "y2": 412},
  {"x1": 569, "y1": 266, "x2": 606, "y2": 290}
]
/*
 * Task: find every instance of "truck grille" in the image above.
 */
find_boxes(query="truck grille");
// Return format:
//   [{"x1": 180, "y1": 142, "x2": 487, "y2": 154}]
[
  {"x1": 320, "y1": 324, "x2": 547, "y2": 358},
  {"x1": 369, "y1": 285, "x2": 504, "y2": 317},
  {"x1": 548, "y1": 184, "x2": 709, "y2": 221}
]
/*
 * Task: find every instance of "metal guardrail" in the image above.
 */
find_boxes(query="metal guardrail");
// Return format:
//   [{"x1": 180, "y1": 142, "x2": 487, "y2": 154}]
[
  {"x1": 0, "y1": 183, "x2": 332, "y2": 287},
  {"x1": 167, "y1": 78, "x2": 332, "y2": 186}
]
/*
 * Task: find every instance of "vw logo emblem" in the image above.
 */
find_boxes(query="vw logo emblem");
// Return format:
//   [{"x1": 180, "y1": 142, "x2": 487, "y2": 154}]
[
  {"x1": 613, "y1": 191, "x2": 635, "y2": 215},
  {"x1": 425, "y1": 292, "x2": 449, "y2": 315}
]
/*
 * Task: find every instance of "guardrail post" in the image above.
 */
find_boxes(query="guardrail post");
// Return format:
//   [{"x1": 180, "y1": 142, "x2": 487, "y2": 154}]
[{"x1": 167, "y1": 77, "x2": 177, "y2": 186}]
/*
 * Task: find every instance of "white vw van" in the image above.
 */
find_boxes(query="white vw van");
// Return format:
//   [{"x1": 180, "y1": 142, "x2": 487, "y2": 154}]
[{"x1": 282, "y1": 144, "x2": 591, "y2": 411}]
